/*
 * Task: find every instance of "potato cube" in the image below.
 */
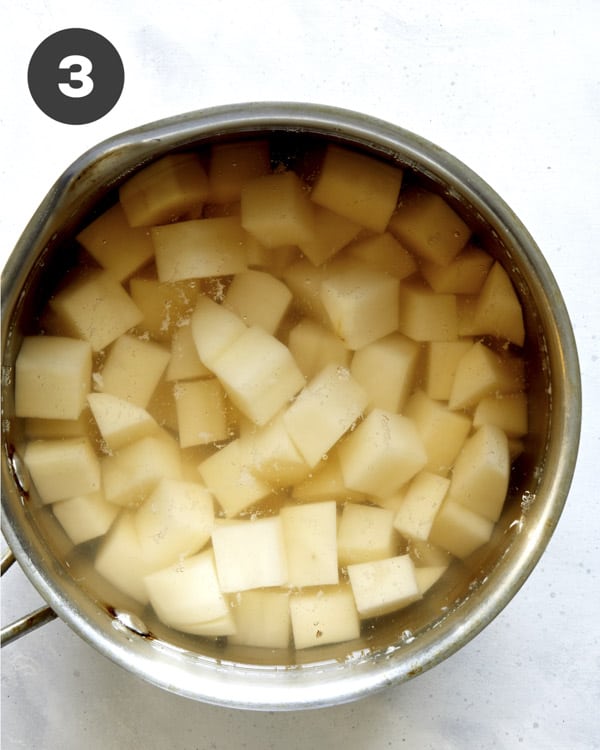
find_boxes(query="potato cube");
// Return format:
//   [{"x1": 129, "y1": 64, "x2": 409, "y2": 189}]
[
  {"x1": 338, "y1": 409, "x2": 427, "y2": 498},
  {"x1": 144, "y1": 548, "x2": 229, "y2": 626},
  {"x1": 87, "y1": 393, "x2": 160, "y2": 451},
  {"x1": 291, "y1": 450, "x2": 363, "y2": 503},
  {"x1": 421, "y1": 245, "x2": 493, "y2": 294},
  {"x1": 146, "y1": 378, "x2": 179, "y2": 432},
  {"x1": 230, "y1": 590, "x2": 291, "y2": 649},
  {"x1": 287, "y1": 318, "x2": 350, "y2": 380},
  {"x1": 101, "y1": 433, "x2": 182, "y2": 507},
  {"x1": 397, "y1": 281, "x2": 458, "y2": 342},
  {"x1": 241, "y1": 413, "x2": 310, "y2": 487},
  {"x1": 299, "y1": 205, "x2": 361, "y2": 266},
  {"x1": 471, "y1": 262, "x2": 525, "y2": 346},
  {"x1": 152, "y1": 217, "x2": 248, "y2": 282},
  {"x1": 119, "y1": 153, "x2": 209, "y2": 227},
  {"x1": 290, "y1": 585, "x2": 360, "y2": 649},
  {"x1": 99, "y1": 334, "x2": 170, "y2": 408},
  {"x1": 190, "y1": 296, "x2": 247, "y2": 370},
  {"x1": 49, "y1": 270, "x2": 143, "y2": 352},
  {"x1": 350, "y1": 332, "x2": 420, "y2": 413},
  {"x1": 280, "y1": 501, "x2": 339, "y2": 588},
  {"x1": 208, "y1": 139, "x2": 271, "y2": 203},
  {"x1": 448, "y1": 342, "x2": 525, "y2": 411},
  {"x1": 197, "y1": 438, "x2": 271, "y2": 517},
  {"x1": 347, "y1": 232, "x2": 417, "y2": 280},
  {"x1": 210, "y1": 326, "x2": 305, "y2": 426},
  {"x1": 473, "y1": 392, "x2": 528, "y2": 437},
  {"x1": 129, "y1": 278, "x2": 199, "y2": 342},
  {"x1": 165, "y1": 324, "x2": 212, "y2": 381},
  {"x1": 388, "y1": 189, "x2": 470, "y2": 265},
  {"x1": 95, "y1": 511, "x2": 153, "y2": 603},
  {"x1": 246, "y1": 241, "x2": 300, "y2": 275},
  {"x1": 76, "y1": 203, "x2": 154, "y2": 281},
  {"x1": 414, "y1": 565, "x2": 448, "y2": 595},
  {"x1": 23, "y1": 437, "x2": 100, "y2": 504},
  {"x1": 428, "y1": 498, "x2": 494, "y2": 558},
  {"x1": 404, "y1": 390, "x2": 471, "y2": 475},
  {"x1": 347, "y1": 554, "x2": 421, "y2": 618},
  {"x1": 337, "y1": 504, "x2": 397, "y2": 566},
  {"x1": 393, "y1": 471, "x2": 450, "y2": 541},
  {"x1": 320, "y1": 259, "x2": 400, "y2": 350},
  {"x1": 311, "y1": 145, "x2": 403, "y2": 233},
  {"x1": 174, "y1": 378, "x2": 228, "y2": 448},
  {"x1": 134, "y1": 478, "x2": 214, "y2": 569},
  {"x1": 15, "y1": 336, "x2": 92, "y2": 420},
  {"x1": 449, "y1": 424, "x2": 510, "y2": 522},
  {"x1": 241, "y1": 171, "x2": 315, "y2": 248},
  {"x1": 283, "y1": 364, "x2": 368, "y2": 468},
  {"x1": 175, "y1": 611, "x2": 237, "y2": 637},
  {"x1": 212, "y1": 516, "x2": 288, "y2": 592},
  {"x1": 223, "y1": 269, "x2": 292, "y2": 334},
  {"x1": 408, "y1": 538, "x2": 453, "y2": 568},
  {"x1": 282, "y1": 259, "x2": 330, "y2": 325},
  {"x1": 423, "y1": 340, "x2": 473, "y2": 402},
  {"x1": 52, "y1": 491, "x2": 119, "y2": 545}
]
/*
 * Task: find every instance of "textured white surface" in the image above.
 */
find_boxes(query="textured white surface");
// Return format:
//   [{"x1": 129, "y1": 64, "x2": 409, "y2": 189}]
[{"x1": 1, "y1": 1, "x2": 599, "y2": 748}]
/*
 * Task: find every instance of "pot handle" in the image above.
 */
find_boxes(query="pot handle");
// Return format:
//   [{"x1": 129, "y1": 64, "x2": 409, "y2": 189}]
[{"x1": 1, "y1": 547, "x2": 57, "y2": 647}]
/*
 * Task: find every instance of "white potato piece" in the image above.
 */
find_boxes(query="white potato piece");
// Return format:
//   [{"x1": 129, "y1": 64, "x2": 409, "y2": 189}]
[
  {"x1": 471, "y1": 262, "x2": 525, "y2": 346},
  {"x1": 472, "y1": 392, "x2": 528, "y2": 438},
  {"x1": 287, "y1": 318, "x2": 351, "y2": 381},
  {"x1": 223, "y1": 269, "x2": 292, "y2": 334},
  {"x1": 347, "y1": 231, "x2": 417, "y2": 280},
  {"x1": 420, "y1": 245, "x2": 493, "y2": 295},
  {"x1": 393, "y1": 471, "x2": 450, "y2": 542},
  {"x1": 408, "y1": 538, "x2": 453, "y2": 568},
  {"x1": 229, "y1": 590, "x2": 291, "y2": 649},
  {"x1": 414, "y1": 565, "x2": 448, "y2": 595},
  {"x1": 347, "y1": 554, "x2": 421, "y2": 619},
  {"x1": 53, "y1": 491, "x2": 119, "y2": 545},
  {"x1": 129, "y1": 278, "x2": 199, "y2": 343},
  {"x1": 337, "y1": 503, "x2": 397, "y2": 566},
  {"x1": 208, "y1": 139, "x2": 271, "y2": 203},
  {"x1": 291, "y1": 450, "x2": 363, "y2": 503},
  {"x1": 15, "y1": 336, "x2": 92, "y2": 420},
  {"x1": 175, "y1": 611, "x2": 237, "y2": 637},
  {"x1": 429, "y1": 498, "x2": 494, "y2": 559},
  {"x1": 174, "y1": 378, "x2": 228, "y2": 448},
  {"x1": 423, "y1": 340, "x2": 473, "y2": 402},
  {"x1": 166, "y1": 324, "x2": 212, "y2": 381},
  {"x1": 87, "y1": 393, "x2": 160, "y2": 451},
  {"x1": 282, "y1": 259, "x2": 330, "y2": 325},
  {"x1": 190, "y1": 296, "x2": 247, "y2": 370},
  {"x1": 241, "y1": 413, "x2": 311, "y2": 487},
  {"x1": 24, "y1": 437, "x2": 100, "y2": 504},
  {"x1": 280, "y1": 501, "x2": 339, "y2": 588},
  {"x1": 299, "y1": 205, "x2": 361, "y2": 266},
  {"x1": 290, "y1": 585, "x2": 360, "y2": 649},
  {"x1": 397, "y1": 282, "x2": 458, "y2": 342}
]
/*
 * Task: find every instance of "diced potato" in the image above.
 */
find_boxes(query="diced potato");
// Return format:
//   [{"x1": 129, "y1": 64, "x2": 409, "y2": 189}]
[
  {"x1": 346, "y1": 232, "x2": 417, "y2": 280},
  {"x1": 448, "y1": 341, "x2": 525, "y2": 411},
  {"x1": 337, "y1": 504, "x2": 397, "y2": 566},
  {"x1": 146, "y1": 379, "x2": 179, "y2": 432},
  {"x1": 223, "y1": 269, "x2": 292, "y2": 334},
  {"x1": 414, "y1": 565, "x2": 448, "y2": 595},
  {"x1": 428, "y1": 498, "x2": 494, "y2": 559},
  {"x1": 350, "y1": 332, "x2": 420, "y2": 413},
  {"x1": 197, "y1": 438, "x2": 272, "y2": 517},
  {"x1": 210, "y1": 325, "x2": 305, "y2": 426},
  {"x1": 423, "y1": 340, "x2": 473, "y2": 401},
  {"x1": 15, "y1": 336, "x2": 91, "y2": 420},
  {"x1": 280, "y1": 501, "x2": 339, "y2": 587},
  {"x1": 144, "y1": 548, "x2": 229, "y2": 626},
  {"x1": 165, "y1": 324, "x2": 212, "y2": 381},
  {"x1": 208, "y1": 139, "x2": 271, "y2": 203},
  {"x1": 290, "y1": 585, "x2": 360, "y2": 649},
  {"x1": 407, "y1": 538, "x2": 453, "y2": 568},
  {"x1": 52, "y1": 491, "x2": 119, "y2": 545},
  {"x1": 347, "y1": 554, "x2": 421, "y2": 618},
  {"x1": 472, "y1": 392, "x2": 528, "y2": 437},
  {"x1": 174, "y1": 378, "x2": 228, "y2": 448},
  {"x1": 388, "y1": 189, "x2": 470, "y2": 265},
  {"x1": 421, "y1": 245, "x2": 493, "y2": 295},
  {"x1": 119, "y1": 153, "x2": 209, "y2": 227},
  {"x1": 87, "y1": 393, "x2": 160, "y2": 451},
  {"x1": 101, "y1": 432, "x2": 182, "y2": 507},
  {"x1": 129, "y1": 278, "x2": 199, "y2": 342},
  {"x1": 397, "y1": 281, "x2": 458, "y2": 342},
  {"x1": 320, "y1": 259, "x2": 400, "y2": 350},
  {"x1": 241, "y1": 171, "x2": 315, "y2": 248},
  {"x1": 99, "y1": 334, "x2": 170, "y2": 408},
  {"x1": 299, "y1": 205, "x2": 361, "y2": 266},
  {"x1": 246, "y1": 241, "x2": 300, "y2": 275},
  {"x1": 283, "y1": 364, "x2": 368, "y2": 468},
  {"x1": 175, "y1": 611, "x2": 237, "y2": 637},
  {"x1": 241, "y1": 413, "x2": 310, "y2": 487},
  {"x1": 134, "y1": 478, "x2": 214, "y2": 569},
  {"x1": 291, "y1": 450, "x2": 364, "y2": 503},
  {"x1": 282, "y1": 259, "x2": 330, "y2": 325},
  {"x1": 311, "y1": 145, "x2": 403, "y2": 233},
  {"x1": 393, "y1": 471, "x2": 450, "y2": 541},
  {"x1": 152, "y1": 217, "x2": 248, "y2": 282},
  {"x1": 76, "y1": 203, "x2": 154, "y2": 281},
  {"x1": 287, "y1": 318, "x2": 350, "y2": 380},
  {"x1": 404, "y1": 390, "x2": 472, "y2": 475},
  {"x1": 24, "y1": 437, "x2": 101, "y2": 504},
  {"x1": 49, "y1": 270, "x2": 143, "y2": 352},
  {"x1": 212, "y1": 516, "x2": 288, "y2": 592},
  {"x1": 449, "y1": 424, "x2": 510, "y2": 522},
  {"x1": 229, "y1": 590, "x2": 291, "y2": 649},
  {"x1": 456, "y1": 295, "x2": 479, "y2": 337},
  {"x1": 95, "y1": 511, "x2": 153, "y2": 603},
  {"x1": 338, "y1": 409, "x2": 427, "y2": 498},
  {"x1": 190, "y1": 296, "x2": 247, "y2": 370},
  {"x1": 471, "y1": 262, "x2": 526, "y2": 346}
]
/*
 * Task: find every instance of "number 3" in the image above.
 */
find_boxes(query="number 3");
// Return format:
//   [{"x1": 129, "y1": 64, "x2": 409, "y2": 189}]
[{"x1": 58, "y1": 54, "x2": 94, "y2": 98}]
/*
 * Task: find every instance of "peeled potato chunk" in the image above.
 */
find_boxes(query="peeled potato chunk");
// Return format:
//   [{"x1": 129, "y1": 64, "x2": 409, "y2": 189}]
[
  {"x1": 230, "y1": 589, "x2": 291, "y2": 649},
  {"x1": 223, "y1": 269, "x2": 292, "y2": 334},
  {"x1": 87, "y1": 392, "x2": 160, "y2": 451},
  {"x1": 347, "y1": 231, "x2": 417, "y2": 280},
  {"x1": 280, "y1": 501, "x2": 339, "y2": 588},
  {"x1": 190, "y1": 295, "x2": 247, "y2": 370},
  {"x1": 299, "y1": 205, "x2": 361, "y2": 266},
  {"x1": 53, "y1": 491, "x2": 119, "y2": 545},
  {"x1": 241, "y1": 413, "x2": 310, "y2": 487},
  {"x1": 347, "y1": 554, "x2": 421, "y2": 619},
  {"x1": 393, "y1": 471, "x2": 451, "y2": 542},
  {"x1": 429, "y1": 498, "x2": 494, "y2": 559},
  {"x1": 174, "y1": 378, "x2": 228, "y2": 448},
  {"x1": 208, "y1": 139, "x2": 271, "y2": 204},
  {"x1": 290, "y1": 584, "x2": 360, "y2": 649},
  {"x1": 129, "y1": 278, "x2": 199, "y2": 343},
  {"x1": 166, "y1": 324, "x2": 212, "y2": 381},
  {"x1": 24, "y1": 437, "x2": 101, "y2": 504},
  {"x1": 287, "y1": 318, "x2": 351, "y2": 381},
  {"x1": 337, "y1": 503, "x2": 397, "y2": 566},
  {"x1": 471, "y1": 261, "x2": 526, "y2": 346},
  {"x1": 423, "y1": 340, "x2": 473, "y2": 402},
  {"x1": 397, "y1": 282, "x2": 458, "y2": 342},
  {"x1": 472, "y1": 392, "x2": 528, "y2": 438},
  {"x1": 421, "y1": 245, "x2": 493, "y2": 294}
]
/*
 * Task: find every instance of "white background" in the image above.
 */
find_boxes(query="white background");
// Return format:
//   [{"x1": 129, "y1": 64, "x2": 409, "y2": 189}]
[{"x1": 1, "y1": 1, "x2": 599, "y2": 748}]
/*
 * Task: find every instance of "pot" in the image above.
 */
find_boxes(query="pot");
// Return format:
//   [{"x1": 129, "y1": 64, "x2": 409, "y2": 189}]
[{"x1": 0, "y1": 102, "x2": 581, "y2": 710}]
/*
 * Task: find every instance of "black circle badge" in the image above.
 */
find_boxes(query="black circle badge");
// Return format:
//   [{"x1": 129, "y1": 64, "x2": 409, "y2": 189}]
[{"x1": 28, "y1": 28, "x2": 124, "y2": 124}]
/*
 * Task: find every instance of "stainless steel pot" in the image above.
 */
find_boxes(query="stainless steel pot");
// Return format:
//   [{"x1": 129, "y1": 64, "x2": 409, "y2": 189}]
[{"x1": 0, "y1": 102, "x2": 581, "y2": 710}]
